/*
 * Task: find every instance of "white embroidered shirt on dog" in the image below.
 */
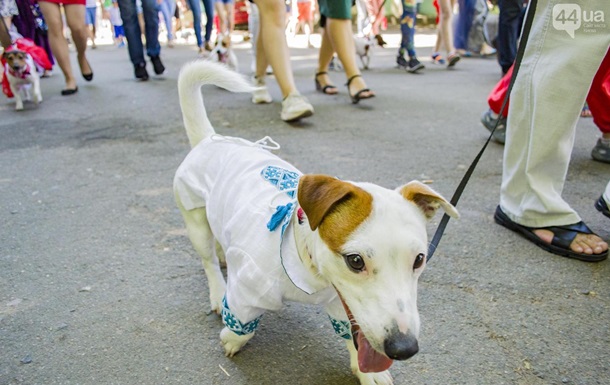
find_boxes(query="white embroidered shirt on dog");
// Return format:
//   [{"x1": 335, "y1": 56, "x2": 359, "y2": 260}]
[{"x1": 174, "y1": 136, "x2": 340, "y2": 332}]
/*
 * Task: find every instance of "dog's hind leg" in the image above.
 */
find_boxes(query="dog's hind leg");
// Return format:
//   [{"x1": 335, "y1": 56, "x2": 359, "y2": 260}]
[{"x1": 178, "y1": 201, "x2": 226, "y2": 314}]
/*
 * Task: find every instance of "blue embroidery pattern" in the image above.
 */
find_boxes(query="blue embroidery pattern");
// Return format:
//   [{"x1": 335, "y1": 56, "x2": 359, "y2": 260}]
[
  {"x1": 222, "y1": 296, "x2": 262, "y2": 335},
  {"x1": 329, "y1": 316, "x2": 352, "y2": 340},
  {"x1": 261, "y1": 166, "x2": 299, "y2": 198}
]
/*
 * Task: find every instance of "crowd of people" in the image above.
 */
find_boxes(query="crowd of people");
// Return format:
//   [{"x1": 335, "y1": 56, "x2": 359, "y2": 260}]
[{"x1": 1, "y1": 1, "x2": 608, "y2": 259}]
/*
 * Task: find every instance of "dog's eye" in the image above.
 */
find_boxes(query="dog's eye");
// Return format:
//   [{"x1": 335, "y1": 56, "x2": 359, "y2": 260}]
[
  {"x1": 344, "y1": 254, "x2": 366, "y2": 272},
  {"x1": 413, "y1": 253, "x2": 425, "y2": 270}
]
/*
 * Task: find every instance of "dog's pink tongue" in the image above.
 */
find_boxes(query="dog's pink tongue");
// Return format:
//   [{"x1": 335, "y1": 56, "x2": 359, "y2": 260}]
[{"x1": 357, "y1": 331, "x2": 393, "y2": 373}]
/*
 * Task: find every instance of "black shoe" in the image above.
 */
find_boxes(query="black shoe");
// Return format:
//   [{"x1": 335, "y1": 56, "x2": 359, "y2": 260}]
[
  {"x1": 134, "y1": 62, "x2": 149, "y2": 81},
  {"x1": 150, "y1": 55, "x2": 165, "y2": 75},
  {"x1": 407, "y1": 57, "x2": 425, "y2": 73},
  {"x1": 396, "y1": 55, "x2": 408, "y2": 68}
]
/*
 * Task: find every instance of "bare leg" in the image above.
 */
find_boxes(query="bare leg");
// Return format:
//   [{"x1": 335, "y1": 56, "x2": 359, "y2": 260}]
[
  {"x1": 327, "y1": 18, "x2": 373, "y2": 98},
  {"x1": 64, "y1": 3, "x2": 92, "y2": 78},
  {"x1": 254, "y1": 0, "x2": 298, "y2": 98},
  {"x1": 437, "y1": 0, "x2": 456, "y2": 54},
  {"x1": 38, "y1": 1, "x2": 77, "y2": 90},
  {"x1": 315, "y1": 27, "x2": 338, "y2": 94}
]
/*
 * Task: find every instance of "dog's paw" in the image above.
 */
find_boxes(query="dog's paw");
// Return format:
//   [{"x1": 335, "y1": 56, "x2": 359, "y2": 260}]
[
  {"x1": 355, "y1": 370, "x2": 393, "y2": 385},
  {"x1": 220, "y1": 327, "x2": 254, "y2": 357},
  {"x1": 15, "y1": 103, "x2": 24, "y2": 111},
  {"x1": 34, "y1": 94, "x2": 42, "y2": 104}
]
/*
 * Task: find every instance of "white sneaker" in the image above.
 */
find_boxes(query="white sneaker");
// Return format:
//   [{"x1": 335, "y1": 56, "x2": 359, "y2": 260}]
[
  {"x1": 281, "y1": 93, "x2": 314, "y2": 122},
  {"x1": 251, "y1": 76, "x2": 272, "y2": 104}
]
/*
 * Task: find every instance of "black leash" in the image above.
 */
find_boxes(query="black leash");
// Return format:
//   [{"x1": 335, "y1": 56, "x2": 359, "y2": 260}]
[{"x1": 427, "y1": 0, "x2": 538, "y2": 262}]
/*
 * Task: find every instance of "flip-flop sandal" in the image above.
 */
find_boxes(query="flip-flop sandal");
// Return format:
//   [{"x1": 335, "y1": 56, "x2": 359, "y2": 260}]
[
  {"x1": 494, "y1": 206, "x2": 608, "y2": 262},
  {"x1": 595, "y1": 196, "x2": 610, "y2": 219}
]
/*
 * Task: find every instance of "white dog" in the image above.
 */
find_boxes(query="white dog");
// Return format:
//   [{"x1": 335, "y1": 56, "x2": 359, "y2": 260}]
[
  {"x1": 174, "y1": 61, "x2": 458, "y2": 385},
  {"x1": 3, "y1": 50, "x2": 42, "y2": 110},
  {"x1": 207, "y1": 34, "x2": 238, "y2": 71},
  {"x1": 354, "y1": 35, "x2": 376, "y2": 70}
]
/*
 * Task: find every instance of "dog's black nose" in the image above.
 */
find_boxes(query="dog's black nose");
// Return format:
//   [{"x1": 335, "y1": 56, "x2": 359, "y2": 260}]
[{"x1": 383, "y1": 331, "x2": 419, "y2": 360}]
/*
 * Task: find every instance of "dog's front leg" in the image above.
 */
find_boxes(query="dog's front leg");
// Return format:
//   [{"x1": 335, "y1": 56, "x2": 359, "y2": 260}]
[
  {"x1": 220, "y1": 327, "x2": 255, "y2": 357},
  {"x1": 11, "y1": 86, "x2": 23, "y2": 110},
  {"x1": 219, "y1": 297, "x2": 263, "y2": 357},
  {"x1": 346, "y1": 341, "x2": 394, "y2": 385}
]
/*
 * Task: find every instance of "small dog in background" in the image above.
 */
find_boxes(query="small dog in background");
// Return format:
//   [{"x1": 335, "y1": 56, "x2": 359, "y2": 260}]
[
  {"x1": 354, "y1": 35, "x2": 376, "y2": 70},
  {"x1": 208, "y1": 34, "x2": 238, "y2": 70},
  {"x1": 3, "y1": 50, "x2": 42, "y2": 110}
]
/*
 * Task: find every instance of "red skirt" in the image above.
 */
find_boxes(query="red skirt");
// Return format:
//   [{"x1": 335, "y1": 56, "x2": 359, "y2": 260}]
[{"x1": 38, "y1": 0, "x2": 86, "y2": 5}]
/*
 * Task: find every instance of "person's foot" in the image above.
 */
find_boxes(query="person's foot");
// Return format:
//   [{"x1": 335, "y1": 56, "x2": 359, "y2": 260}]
[
  {"x1": 447, "y1": 52, "x2": 461, "y2": 67},
  {"x1": 431, "y1": 53, "x2": 446, "y2": 65},
  {"x1": 204, "y1": 41, "x2": 213, "y2": 51},
  {"x1": 281, "y1": 93, "x2": 314, "y2": 122},
  {"x1": 406, "y1": 57, "x2": 424, "y2": 73},
  {"x1": 251, "y1": 76, "x2": 272, "y2": 104},
  {"x1": 396, "y1": 54, "x2": 408, "y2": 68},
  {"x1": 150, "y1": 55, "x2": 165, "y2": 75},
  {"x1": 347, "y1": 75, "x2": 374, "y2": 100},
  {"x1": 134, "y1": 62, "x2": 149, "y2": 81},
  {"x1": 494, "y1": 206, "x2": 608, "y2": 262},
  {"x1": 591, "y1": 137, "x2": 610, "y2": 163},
  {"x1": 481, "y1": 109, "x2": 506, "y2": 144},
  {"x1": 315, "y1": 72, "x2": 338, "y2": 95},
  {"x1": 532, "y1": 229, "x2": 608, "y2": 256},
  {"x1": 77, "y1": 53, "x2": 93, "y2": 81}
]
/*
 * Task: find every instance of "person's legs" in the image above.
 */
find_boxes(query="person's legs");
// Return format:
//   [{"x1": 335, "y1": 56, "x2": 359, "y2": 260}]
[
  {"x1": 315, "y1": 25, "x2": 338, "y2": 94},
  {"x1": 437, "y1": 0, "x2": 457, "y2": 57},
  {"x1": 117, "y1": 0, "x2": 145, "y2": 66},
  {"x1": 140, "y1": 0, "x2": 161, "y2": 58},
  {"x1": 225, "y1": 1, "x2": 234, "y2": 34},
  {"x1": 326, "y1": 18, "x2": 372, "y2": 98},
  {"x1": 201, "y1": 0, "x2": 214, "y2": 45},
  {"x1": 500, "y1": 0, "x2": 609, "y2": 255},
  {"x1": 38, "y1": 1, "x2": 77, "y2": 91},
  {"x1": 453, "y1": 0, "x2": 475, "y2": 51},
  {"x1": 64, "y1": 3, "x2": 92, "y2": 79},
  {"x1": 497, "y1": 0, "x2": 523, "y2": 74},
  {"x1": 254, "y1": 0, "x2": 297, "y2": 98},
  {"x1": 187, "y1": 0, "x2": 204, "y2": 48},
  {"x1": 158, "y1": 0, "x2": 174, "y2": 42},
  {"x1": 398, "y1": 0, "x2": 418, "y2": 60}
]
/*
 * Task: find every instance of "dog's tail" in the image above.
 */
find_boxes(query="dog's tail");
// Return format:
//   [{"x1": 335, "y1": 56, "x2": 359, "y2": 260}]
[{"x1": 178, "y1": 60, "x2": 255, "y2": 148}]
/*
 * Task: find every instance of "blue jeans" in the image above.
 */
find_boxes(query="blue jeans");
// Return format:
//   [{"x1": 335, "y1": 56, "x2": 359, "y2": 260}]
[
  {"x1": 453, "y1": 0, "x2": 476, "y2": 50},
  {"x1": 187, "y1": 0, "x2": 214, "y2": 46},
  {"x1": 158, "y1": 0, "x2": 176, "y2": 41},
  {"x1": 497, "y1": 0, "x2": 524, "y2": 74},
  {"x1": 117, "y1": 0, "x2": 161, "y2": 66},
  {"x1": 399, "y1": 0, "x2": 418, "y2": 58}
]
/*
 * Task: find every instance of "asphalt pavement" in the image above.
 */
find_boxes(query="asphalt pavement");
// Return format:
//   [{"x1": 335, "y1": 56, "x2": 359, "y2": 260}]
[{"x1": 1, "y1": 29, "x2": 609, "y2": 385}]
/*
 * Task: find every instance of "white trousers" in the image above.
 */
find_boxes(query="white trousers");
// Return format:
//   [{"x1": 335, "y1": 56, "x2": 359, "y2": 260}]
[{"x1": 500, "y1": 0, "x2": 610, "y2": 227}]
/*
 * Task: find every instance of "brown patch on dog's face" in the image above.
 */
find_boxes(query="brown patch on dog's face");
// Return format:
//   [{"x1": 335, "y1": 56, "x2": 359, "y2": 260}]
[
  {"x1": 221, "y1": 35, "x2": 231, "y2": 48},
  {"x1": 4, "y1": 51, "x2": 27, "y2": 70},
  {"x1": 298, "y1": 174, "x2": 373, "y2": 253}
]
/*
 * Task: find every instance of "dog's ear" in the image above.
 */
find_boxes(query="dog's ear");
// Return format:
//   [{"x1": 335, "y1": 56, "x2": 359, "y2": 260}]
[
  {"x1": 298, "y1": 174, "x2": 372, "y2": 231},
  {"x1": 398, "y1": 181, "x2": 459, "y2": 220}
]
